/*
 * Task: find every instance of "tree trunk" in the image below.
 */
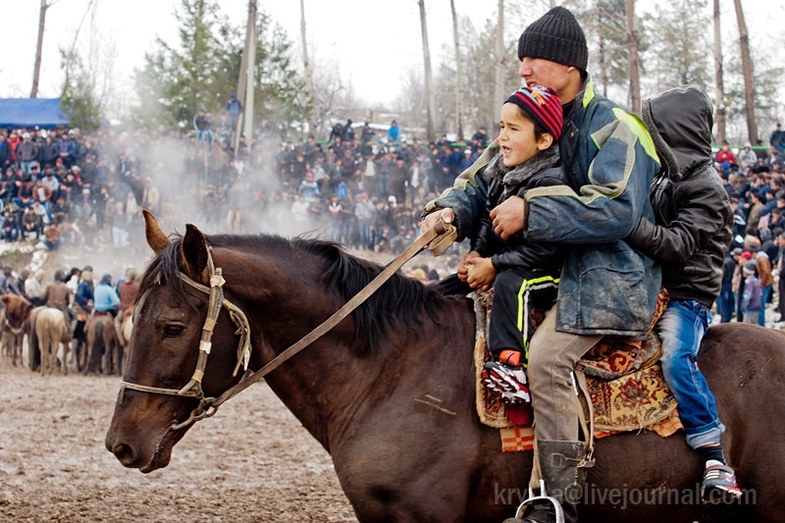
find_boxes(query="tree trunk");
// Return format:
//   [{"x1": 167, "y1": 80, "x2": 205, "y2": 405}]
[
  {"x1": 596, "y1": 7, "x2": 608, "y2": 98},
  {"x1": 418, "y1": 0, "x2": 436, "y2": 142},
  {"x1": 734, "y1": 0, "x2": 757, "y2": 144},
  {"x1": 241, "y1": 0, "x2": 257, "y2": 152},
  {"x1": 450, "y1": 0, "x2": 463, "y2": 142},
  {"x1": 626, "y1": 0, "x2": 640, "y2": 114},
  {"x1": 714, "y1": 0, "x2": 726, "y2": 143},
  {"x1": 31, "y1": 0, "x2": 49, "y2": 98},
  {"x1": 300, "y1": 0, "x2": 316, "y2": 135},
  {"x1": 492, "y1": 0, "x2": 504, "y2": 137},
  {"x1": 235, "y1": 0, "x2": 257, "y2": 155}
]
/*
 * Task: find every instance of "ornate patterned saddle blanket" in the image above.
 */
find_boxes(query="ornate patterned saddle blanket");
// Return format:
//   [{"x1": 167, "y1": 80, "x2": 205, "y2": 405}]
[{"x1": 473, "y1": 290, "x2": 683, "y2": 452}]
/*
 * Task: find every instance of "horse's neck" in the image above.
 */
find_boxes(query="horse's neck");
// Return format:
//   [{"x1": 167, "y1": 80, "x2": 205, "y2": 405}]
[
  {"x1": 256, "y1": 302, "x2": 476, "y2": 454},
  {"x1": 259, "y1": 337, "x2": 379, "y2": 450}
]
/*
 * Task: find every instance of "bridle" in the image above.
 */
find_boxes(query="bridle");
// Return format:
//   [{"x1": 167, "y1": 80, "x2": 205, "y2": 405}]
[
  {"x1": 119, "y1": 248, "x2": 252, "y2": 429},
  {"x1": 118, "y1": 222, "x2": 454, "y2": 430}
]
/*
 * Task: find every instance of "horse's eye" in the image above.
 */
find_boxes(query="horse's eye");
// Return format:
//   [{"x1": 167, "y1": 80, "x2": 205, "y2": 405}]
[{"x1": 163, "y1": 324, "x2": 185, "y2": 338}]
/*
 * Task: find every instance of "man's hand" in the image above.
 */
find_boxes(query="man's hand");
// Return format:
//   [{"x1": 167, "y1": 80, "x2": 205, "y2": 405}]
[
  {"x1": 419, "y1": 208, "x2": 454, "y2": 236},
  {"x1": 490, "y1": 196, "x2": 527, "y2": 240}
]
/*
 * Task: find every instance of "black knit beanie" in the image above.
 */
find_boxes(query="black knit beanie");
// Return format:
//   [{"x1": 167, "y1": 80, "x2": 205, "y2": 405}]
[{"x1": 518, "y1": 6, "x2": 588, "y2": 72}]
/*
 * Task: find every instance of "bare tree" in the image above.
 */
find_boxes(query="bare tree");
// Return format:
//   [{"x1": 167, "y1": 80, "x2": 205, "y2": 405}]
[
  {"x1": 418, "y1": 0, "x2": 436, "y2": 142},
  {"x1": 713, "y1": 0, "x2": 726, "y2": 142},
  {"x1": 733, "y1": 0, "x2": 757, "y2": 143},
  {"x1": 493, "y1": 0, "x2": 505, "y2": 137},
  {"x1": 235, "y1": 0, "x2": 258, "y2": 153},
  {"x1": 626, "y1": 0, "x2": 641, "y2": 114},
  {"x1": 300, "y1": 0, "x2": 316, "y2": 134},
  {"x1": 32, "y1": 0, "x2": 69, "y2": 98},
  {"x1": 241, "y1": 0, "x2": 257, "y2": 152},
  {"x1": 450, "y1": 0, "x2": 464, "y2": 141}
]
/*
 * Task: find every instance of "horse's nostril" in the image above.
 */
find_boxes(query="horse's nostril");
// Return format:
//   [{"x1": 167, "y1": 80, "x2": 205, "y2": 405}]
[{"x1": 111, "y1": 443, "x2": 133, "y2": 463}]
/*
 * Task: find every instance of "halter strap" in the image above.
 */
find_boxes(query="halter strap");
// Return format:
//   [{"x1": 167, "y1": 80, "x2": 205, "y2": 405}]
[{"x1": 120, "y1": 246, "x2": 251, "y2": 429}]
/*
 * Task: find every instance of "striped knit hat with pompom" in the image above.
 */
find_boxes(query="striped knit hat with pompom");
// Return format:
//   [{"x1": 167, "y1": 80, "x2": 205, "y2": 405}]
[{"x1": 504, "y1": 86, "x2": 563, "y2": 139}]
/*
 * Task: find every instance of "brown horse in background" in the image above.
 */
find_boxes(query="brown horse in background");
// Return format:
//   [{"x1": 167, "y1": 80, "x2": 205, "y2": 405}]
[
  {"x1": 85, "y1": 313, "x2": 119, "y2": 374},
  {"x1": 0, "y1": 294, "x2": 32, "y2": 367},
  {"x1": 106, "y1": 212, "x2": 785, "y2": 522}
]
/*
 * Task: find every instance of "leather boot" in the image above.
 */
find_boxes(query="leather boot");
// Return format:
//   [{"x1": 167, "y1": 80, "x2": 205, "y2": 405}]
[{"x1": 508, "y1": 440, "x2": 589, "y2": 523}]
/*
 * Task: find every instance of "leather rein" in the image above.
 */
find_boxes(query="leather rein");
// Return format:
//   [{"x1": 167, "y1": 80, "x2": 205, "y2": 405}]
[{"x1": 119, "y1": 222, "x2": 455, "y2": 430}]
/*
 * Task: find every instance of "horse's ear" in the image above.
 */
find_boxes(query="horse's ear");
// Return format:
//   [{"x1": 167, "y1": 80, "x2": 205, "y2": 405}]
[
  {"x1": 144, "y1": 210, "x2": 170, "y2": 254},
  {"x1": 180, "y1": 223, "x2": 210, "y2": 283}
]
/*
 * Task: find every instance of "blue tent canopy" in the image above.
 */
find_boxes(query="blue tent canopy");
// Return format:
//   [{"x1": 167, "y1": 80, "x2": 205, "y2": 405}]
[{"x1": 0, "y1": 98, "x2": 70, "y2": 129}]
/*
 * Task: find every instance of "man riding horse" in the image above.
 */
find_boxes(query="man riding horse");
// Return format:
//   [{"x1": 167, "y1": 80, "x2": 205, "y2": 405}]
[{"x1": 422, "y1": 7, "x2": 738, "y2": 522}]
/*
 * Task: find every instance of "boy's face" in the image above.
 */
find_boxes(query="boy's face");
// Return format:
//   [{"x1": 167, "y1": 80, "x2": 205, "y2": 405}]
[{"x1": 498, "y1": 103, "x2": 553, "y2": 168}]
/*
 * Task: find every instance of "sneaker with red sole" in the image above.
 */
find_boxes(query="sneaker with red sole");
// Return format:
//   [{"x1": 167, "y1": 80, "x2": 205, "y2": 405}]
[{"x1": 481, "y1": 361, "x2": 531, "y2": 405}]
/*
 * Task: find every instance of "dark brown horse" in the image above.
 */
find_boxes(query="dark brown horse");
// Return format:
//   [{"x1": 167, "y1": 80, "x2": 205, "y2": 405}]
[
  {"x1": 85, "y1": 312, "x2": 119, "y2": 374},
  {"x1": 106, "y1": 212, "x2": 785, "y2": 522}
]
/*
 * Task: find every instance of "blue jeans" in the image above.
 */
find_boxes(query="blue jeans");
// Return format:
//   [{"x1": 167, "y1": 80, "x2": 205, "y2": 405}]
[
  {"x1": 656, "y1": 299, "x2": 724, "y2": 449},
  {"x1": 357, "y1": 219, "x2": 372, "y2": 249},
  {"x1": 758, "y1": 284, "x2": 772, "y2": 326},
  {"x1": 717, "y1": 283, "x2": 734, "y2": 323}
]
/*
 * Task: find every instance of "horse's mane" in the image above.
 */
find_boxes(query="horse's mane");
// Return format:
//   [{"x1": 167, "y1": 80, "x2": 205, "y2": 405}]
[{"x1": 139, "y1": 233, "x2": 453, "y2": 356}]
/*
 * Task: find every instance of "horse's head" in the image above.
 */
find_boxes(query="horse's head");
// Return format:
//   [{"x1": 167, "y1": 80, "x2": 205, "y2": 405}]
[
  {"x1": 106, "y1": 211, "x2": 249, "y2": 472},
  {"x1": 1, "y1": 294, "x2": 32, "y2": 332}
]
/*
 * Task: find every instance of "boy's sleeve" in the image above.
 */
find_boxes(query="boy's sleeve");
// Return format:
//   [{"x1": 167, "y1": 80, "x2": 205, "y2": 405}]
[{"x1": 422, "y1": 142, "x2": 499, "y2": 240}]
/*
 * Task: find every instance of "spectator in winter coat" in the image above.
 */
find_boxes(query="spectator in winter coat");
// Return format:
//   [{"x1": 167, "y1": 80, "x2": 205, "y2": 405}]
[
  {"x1": 715, "y1": 140, "x2": 737, "y2": 167},
  {"x1": 737, "y1": 142, "x2": 757, "y2": 172},
  {"x1": 741, "y1": 261, "x2": 762, "y2": 323},
  {"x1": 17, "y1": 133, "x2": 39, "y2": 175}
]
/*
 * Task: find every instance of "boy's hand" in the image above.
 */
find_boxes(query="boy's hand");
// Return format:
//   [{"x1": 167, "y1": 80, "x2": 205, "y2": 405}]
[
  {"x1": 465, "y1": 256, "x2": 496, "y2": 291},
  {"x1": 457, "y1": 250, "x2": 480, "y2": 282}
]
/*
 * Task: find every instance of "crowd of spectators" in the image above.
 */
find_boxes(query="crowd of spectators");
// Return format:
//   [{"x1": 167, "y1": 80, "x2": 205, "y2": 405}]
[
  {"x1": 5, "y1": 114, "x2": 785, "y2": 327},
  {"x1": 0, "y1": 126, "x2": 162, "y2": 254},
  {"x1": 0, "y1": 116, "x2": 492, "y2": 261},
  {"x1": 262, "y1": 120, "x2": 489, "y2": 252},
  {"x1": 714, "y1": 129, "x2": 785, "y2": 326}
]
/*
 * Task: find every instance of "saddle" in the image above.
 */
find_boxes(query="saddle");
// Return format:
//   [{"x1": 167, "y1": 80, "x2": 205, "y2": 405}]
[{"x1": 473, "y1": 289, "x2": 683, "y2": 452}]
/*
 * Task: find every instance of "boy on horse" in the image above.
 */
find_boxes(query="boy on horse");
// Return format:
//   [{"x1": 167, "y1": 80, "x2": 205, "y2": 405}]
[
  {"x1": 626, "y1": 84, "x2": 741, "y2": 501},
  {"x1": 426, "y1": 86, "x2": 567, "y2": 406}
]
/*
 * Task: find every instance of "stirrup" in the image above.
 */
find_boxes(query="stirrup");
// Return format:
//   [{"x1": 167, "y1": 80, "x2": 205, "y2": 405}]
[{"x1": 513, "y1": 479, "x2": 565, "y2": 523}]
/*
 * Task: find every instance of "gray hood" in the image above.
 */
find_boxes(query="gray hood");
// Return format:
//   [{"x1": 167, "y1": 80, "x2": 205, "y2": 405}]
[{"x1": 641, "y1": 84, "x2": 714, "y2": 182}]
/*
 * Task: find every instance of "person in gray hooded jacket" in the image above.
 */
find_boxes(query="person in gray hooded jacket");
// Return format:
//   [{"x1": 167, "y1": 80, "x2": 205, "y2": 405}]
[{"x1": 626, "y1": 84, "x2": 740, "y2": 502}]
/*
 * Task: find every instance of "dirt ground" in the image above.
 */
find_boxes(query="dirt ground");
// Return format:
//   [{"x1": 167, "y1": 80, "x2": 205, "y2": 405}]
[{"x1": 0, "y1": 356, "x2": 357, "y2": 522}]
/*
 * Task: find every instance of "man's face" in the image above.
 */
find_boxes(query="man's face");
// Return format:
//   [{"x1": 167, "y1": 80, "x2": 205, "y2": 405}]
[{"x1": 518, "y1": 57, "x2": 572, "y2": 99}]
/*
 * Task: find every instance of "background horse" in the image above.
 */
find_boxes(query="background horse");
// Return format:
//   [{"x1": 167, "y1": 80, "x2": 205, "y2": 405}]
[
  {"x1": 106, "y1": 211, "x2": 785, "y2": 522},
  {"x1": 35, "y1": 307, "x2": 71, "y2": 376},
  {"x1": 0, "y1": 294, "x2": 32, "y2": 367},
  {"x1": 115, "y1": 305, "x2": 134, "y2": 368},
  {"x1": 85, "y1": 312, "x2": 119, "y2": 374}
]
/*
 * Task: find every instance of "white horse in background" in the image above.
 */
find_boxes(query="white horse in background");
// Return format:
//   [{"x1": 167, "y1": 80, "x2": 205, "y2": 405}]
[{"x1": 35, "y1": 307, "x2": 72, "y2": 376}]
